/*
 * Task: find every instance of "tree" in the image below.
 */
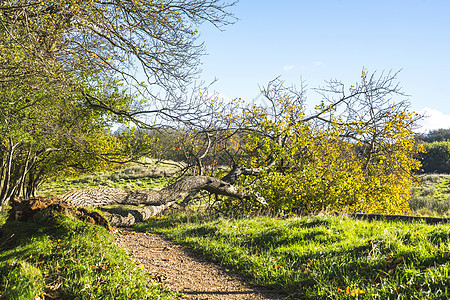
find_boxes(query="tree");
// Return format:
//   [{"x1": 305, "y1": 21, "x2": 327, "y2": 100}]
[
  {"x1": 54, "y1": 70, "x2": 424, "y2": 224},
  {"x1": 0, "y1": 0, "x2": 237, "y2": 123},
  {"x1": 0, "y1": 1, "x2": 424, "y2": 218},
  {"x1": 0, "y1": 73, "x2": 133, "y2": 207},
  {"x1": 197, "y1": 70, "x2": 424, "y2": 214},
  {"x1": 0, "y1": 0, "x2": 237, "y2": 208},
  {"x1": 420, "y1": 128, "x2": 450, "y2": 143}
]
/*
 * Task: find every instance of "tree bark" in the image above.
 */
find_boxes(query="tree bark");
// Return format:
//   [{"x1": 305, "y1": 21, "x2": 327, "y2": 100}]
[
  {"x1": 62, "y1": 175, "x2": 266, "y2": 227},
  {"x1": 180, "y1": 165, "x2": 270, "y2": 206}
]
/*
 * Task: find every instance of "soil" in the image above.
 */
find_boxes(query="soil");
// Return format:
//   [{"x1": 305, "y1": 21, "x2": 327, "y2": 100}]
[{"x1": 114, "y1": 228, "x2": 286, "y2": 300}]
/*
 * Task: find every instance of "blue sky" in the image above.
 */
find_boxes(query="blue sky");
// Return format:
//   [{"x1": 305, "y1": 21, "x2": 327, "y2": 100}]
[{"x1": 197, "y1": 0, "x2": 450, "y2": 132}]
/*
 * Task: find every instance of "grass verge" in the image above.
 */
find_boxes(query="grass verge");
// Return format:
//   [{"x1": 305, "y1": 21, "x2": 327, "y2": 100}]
[
  {"x1": 137, "y1": 213, "x2": 450, "y2": 299},
  {"x1": 0, "y1": 209, "x2": 175, "y2": 299}
]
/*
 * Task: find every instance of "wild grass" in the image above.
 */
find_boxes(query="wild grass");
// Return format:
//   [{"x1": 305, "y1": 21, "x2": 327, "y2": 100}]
[
  {"x1": 410, "y1": 174, "x2": 450, "y2": 217},
  {"x1": 138, "y1": 212, "x2": 450, "y2": 299},
  {"x1": 0, "y1": 209, "x2": 175, "y2": 299},
  {"x1": 12, "y1": 163, "x2": 450, "y2": 298},
  {"x1": 37, "y1": 160, "x2": 178, "y2": 197}
]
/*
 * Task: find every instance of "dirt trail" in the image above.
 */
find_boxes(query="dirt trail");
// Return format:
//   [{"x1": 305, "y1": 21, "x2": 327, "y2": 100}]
[{"x1": 114, "y1": 228, "x2": 284, "y2": 300}]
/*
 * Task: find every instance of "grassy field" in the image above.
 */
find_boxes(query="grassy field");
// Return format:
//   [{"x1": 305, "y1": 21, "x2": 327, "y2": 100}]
[
  {"x1": 37, "y1": 160, "x2": 178, "y2": 197},
  {"x1": 138, "y1": 212, "x2": 450, "y2": 299},
  {"x1": 410, "y1": 174, "x2": 450, "y2": 217},
  {"x1": 0, "y1": 210, "x2": 175, "y2": 299}
]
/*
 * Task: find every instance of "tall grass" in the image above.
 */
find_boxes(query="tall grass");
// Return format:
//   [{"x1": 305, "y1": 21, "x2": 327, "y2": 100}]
[{"x1": 37, "y1": 161, "x2": 177, "y2": 197}]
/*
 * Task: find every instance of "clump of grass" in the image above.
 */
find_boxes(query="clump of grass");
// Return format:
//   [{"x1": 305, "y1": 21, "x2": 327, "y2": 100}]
[
  {"x1": 409, "y1": 197, "x2": 450, "y2": 217},
  {"x1": 0, "y1": 209, "x2": 175, "y2": 299},
  {"x1": 138, "y1": 212, "x2": 450, "y2": 299}
]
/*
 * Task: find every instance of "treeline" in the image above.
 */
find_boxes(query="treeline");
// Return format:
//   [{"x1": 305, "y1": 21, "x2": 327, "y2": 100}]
[{"x1": 417, "y1": 129, "x2": 450, "y2": 173}]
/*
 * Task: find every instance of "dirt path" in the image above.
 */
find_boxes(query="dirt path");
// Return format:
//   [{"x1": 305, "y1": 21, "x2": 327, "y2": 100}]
[{"x1": 114, "y1": 228, "x2": 284, "y2": 300}]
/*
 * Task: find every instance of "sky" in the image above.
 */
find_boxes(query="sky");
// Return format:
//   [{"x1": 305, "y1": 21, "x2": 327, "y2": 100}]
[{"x1": 196, "y1": 0, "x2": 450, "y2": 132}]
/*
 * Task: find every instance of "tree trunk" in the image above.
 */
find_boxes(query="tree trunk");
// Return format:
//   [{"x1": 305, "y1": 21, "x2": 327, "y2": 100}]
[
  {"x1": 180, "y1": 165, "x2": 268, "y2": 206},
  {"x1": 61, "y1": 175, "x2": 266, "y2": 227}
]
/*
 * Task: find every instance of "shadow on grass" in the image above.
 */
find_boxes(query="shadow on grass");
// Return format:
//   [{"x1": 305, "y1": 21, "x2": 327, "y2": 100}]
[
  {"x1": 0, "y1": 214, "x2": 73, "y2": 252},
  {"x1": 0, "y1": 213, "x2": 84, "y2": 299}
]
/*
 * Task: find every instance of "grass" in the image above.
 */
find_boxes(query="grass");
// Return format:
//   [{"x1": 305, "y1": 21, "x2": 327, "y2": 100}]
[
  {"x1": 137, "y1": 212, "x2": 450, "y2": 299},
  {"x1": 37, "y1": 161, "x2": 177, "y2": 197},
  {"x1": 0, "y1": 208, "x2": 175, "y2": 299},
  {"x1": 410, "y1": 174, "x2": 450, "y2": 217}
]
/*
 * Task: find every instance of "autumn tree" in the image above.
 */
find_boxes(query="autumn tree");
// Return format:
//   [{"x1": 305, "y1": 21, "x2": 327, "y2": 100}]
[
  {"x1": 22, "y1": 69, "x2": 424, "y2": 227},
  {"x1": 205, "y1": 70, "x2": 424, "y2": 214},
  {"x1": 0, "y1": 0, "x2": 237, "y2": 208},
  {"x1": 56, "y1": 69, "x2": 425, "y2": 223},
  {"x1": 0, "y1": 0, "x2": 425, "y2": 218}
]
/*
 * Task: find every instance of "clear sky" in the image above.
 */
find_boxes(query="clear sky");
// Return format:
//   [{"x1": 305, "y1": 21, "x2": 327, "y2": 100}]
[{"x1": 197, "y1": 0, "x2": 450, "y2": 132}]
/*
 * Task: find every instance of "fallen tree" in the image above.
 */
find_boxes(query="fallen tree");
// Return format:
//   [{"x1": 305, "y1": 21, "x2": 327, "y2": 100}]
[
  {"x1": 60, "y1": 175, "x2": 266, "y2": 227},
  {"x1": 58, "y1": 70, "x2": 424, "y2": 224}
]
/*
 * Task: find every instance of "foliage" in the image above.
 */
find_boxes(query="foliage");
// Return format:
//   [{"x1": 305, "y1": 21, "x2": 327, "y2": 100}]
[
  {"x1": 139, "y1": 212, "x2": 450, "y2": 300},
  {"x1": 1, "y1": 80, "x2": 106, "y2": 200},
  {"x1": 0, "y1": 210, "x2": 174, "y2": 299},
  {"x1": 0, "y1": 74, "x2": 150, "y2": 207},
  {"x1": 420, "y1": 141, "x2": 450, "y2": 174},
  {"x1": 224, "y1": 71, "x2": 423, "y2": 214},
  {"x1": 420, "y1": 128, "x2": 450, "y2": 143},
  {"x1": 0, "y1": 0, "x2": 236, "y2": 208},
  {"x1": 0, "y1": 0, "x2": 236, "y2": 93}
]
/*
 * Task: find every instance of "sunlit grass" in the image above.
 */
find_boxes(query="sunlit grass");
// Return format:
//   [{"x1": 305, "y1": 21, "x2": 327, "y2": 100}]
[
  {"x1": 37, "y1": 162, "x2": 175, "y2": 197},
  {"x1": 410, "y1": 174, "x2": 450, "y2": 217},
  {"x1": 138, "y1": 212, "x2": 450, "y2": 299}
]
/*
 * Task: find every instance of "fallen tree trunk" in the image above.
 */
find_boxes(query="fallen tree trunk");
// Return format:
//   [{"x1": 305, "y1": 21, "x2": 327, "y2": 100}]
[
  {"x1": 61, "y1": 175, "x2": 266, "y2": 227},
  {"x1": 180, "y1": 165, "x2": 267, "y2": 206}
]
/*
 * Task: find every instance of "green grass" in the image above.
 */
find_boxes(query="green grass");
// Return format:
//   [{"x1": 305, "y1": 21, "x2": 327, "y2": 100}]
[
  {"x1": 137, "y1": 212, "x2": 450, "y2": 299},
  {"x1": 410, "y1": 174, "x2": 450, "y2": 217},
  {"x1": 0, "y1": 209, "x2": 175, "y2": 299},
  {"x1": 37, "y1": 162, "x2": 175, "y2": 197}
]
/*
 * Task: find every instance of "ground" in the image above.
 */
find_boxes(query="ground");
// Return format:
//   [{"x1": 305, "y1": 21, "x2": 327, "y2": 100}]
[{"x1": 114, "y1": 228, "x2": 285, "y2": 300}]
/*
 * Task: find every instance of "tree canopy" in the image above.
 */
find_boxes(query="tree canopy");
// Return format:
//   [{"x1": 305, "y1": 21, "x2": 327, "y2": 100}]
[
  {"x1": 166, "y1": 71, "x2": 424, "y2": 214},
  {"x1": 0, "y1": 0, "x2": 236, "y2": 208},
  {"x1": 420, "y1": 128, "x2": 450, "y2": 143}
]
